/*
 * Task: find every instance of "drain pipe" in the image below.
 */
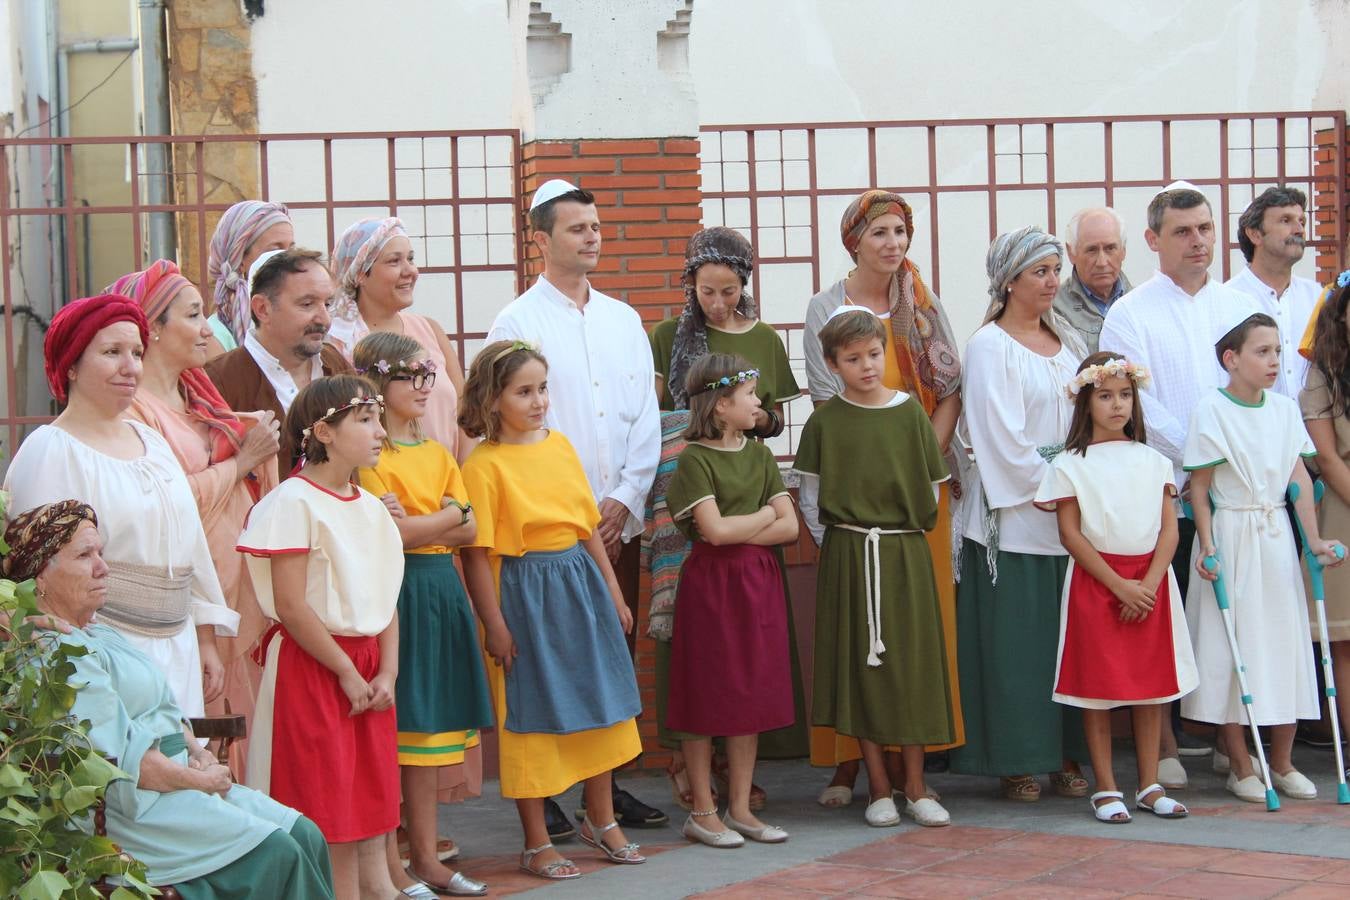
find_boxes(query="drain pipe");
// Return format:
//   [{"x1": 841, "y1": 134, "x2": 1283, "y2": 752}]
[{"x1": 137, "y1": 0, "x2": 175, "y2": 261}]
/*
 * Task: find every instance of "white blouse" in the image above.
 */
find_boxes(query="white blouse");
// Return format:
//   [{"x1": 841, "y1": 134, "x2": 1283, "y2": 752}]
[
  {"x1": 4, "y1": 421, "x2": 238, "y2": 717},
  {"x1": 1034, "y1": 440, "x2": 1177, "y2": 555},
  {"x1": 959, "y1": 323, "x2": 1083, "y2": 556}
]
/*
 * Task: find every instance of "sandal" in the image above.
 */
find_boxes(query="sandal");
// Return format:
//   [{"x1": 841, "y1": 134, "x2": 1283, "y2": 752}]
[
  {"x1": 1135, "y1": 783, "x2": 1188, "y2": 818},
  {"x1": 406, "y1": 867, "x2": 488, "y2": 897},
  {"x1": 397, "y1": 828, "x2": 460, "y2": 862},
  {"x1": 578, "y1": 817, "x2": 645, "y2": 865},
  {"x1": 519, "y1": 843, "x2": 580, "y2": 880},
  {"x1": 668, "y1": 759, "x2": 718, "y2": 811},
  {"x1": 1090, "y1": 790, "x2": 1132, "y2": 824},
  {"x1": 1050, "y1": 769, "x2": 1090, "y2": 798},
  {"x1": 713, "y1": 756, "x2": 766, "y2": 811},
  {"x1": 818, "y1": 784, "x2": 854, "y2": 808},
  {"x1": 1000, "y1": 775, "x2": 1041, "y2": 802}
]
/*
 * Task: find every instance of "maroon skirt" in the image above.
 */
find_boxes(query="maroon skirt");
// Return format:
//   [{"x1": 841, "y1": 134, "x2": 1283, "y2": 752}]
[
  {"x1": 1055, "y1": 551, "x2": 1182, "y2": 704},
  {"x1": 268, "y1": 629, "x2": 399, "y2": 843},
  {"x1": 666, "y1": 542, "x2": 794, "y2": 736}
]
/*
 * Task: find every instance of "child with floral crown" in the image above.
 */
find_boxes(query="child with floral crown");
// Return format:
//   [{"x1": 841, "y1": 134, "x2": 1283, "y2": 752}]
[
  {"x1": 237, "y1": 374, "x2": 406, "y2": 900},
  {"x1": 458, "y1": 340, "x2": 646, "y2": 882},
  {"x1": 355, "y1": 331, "x2": 492, "y2": 897},
  {"x1": 665, "y1": 352, "x2": 800, "y2": 848},
  {"x1": 1034, "y1": 351, "x2": 1199, "y2": 825}
]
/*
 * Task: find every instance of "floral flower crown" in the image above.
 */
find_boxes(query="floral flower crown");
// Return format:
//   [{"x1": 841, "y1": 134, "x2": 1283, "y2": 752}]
[
  {"x1": 491, "y1": 339, "x2": 541, "y2": 365},
  {"x1": 356, "y1": 357, "x2": 438, "y2": 378},
  {"x1": 1337, "y1": 269, "x2": 1350, "y2": 289},
  {"x1": 300, "y1": 395, "x2": 384, "y2": 450},
  {"x1": 1065, "y1": 359, "x2": 1151, "y2": 399},
  {"x1": 691, "y1": 368, "x2": 760, "y2": 396}
]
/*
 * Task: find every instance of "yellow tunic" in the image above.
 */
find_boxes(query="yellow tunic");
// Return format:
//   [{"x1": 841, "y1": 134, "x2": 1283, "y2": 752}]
[
  {"x1": 360, "y1": 439, "x2": 481, "y2": 769},
  {"x1": 461, "y1": 430, "x2": 641, "y2": 798},
  {"x1": 810, "y1": 313, "x2": 966, "y2": 765}
]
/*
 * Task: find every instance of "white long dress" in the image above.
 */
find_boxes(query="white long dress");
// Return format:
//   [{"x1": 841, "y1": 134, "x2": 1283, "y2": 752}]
[
  {"x1": 1179, "y1": 389, "x2": 1320, "y2": 725},
  {"x1": 4, "y1": 421, "x2": 239, "y2": 718}
]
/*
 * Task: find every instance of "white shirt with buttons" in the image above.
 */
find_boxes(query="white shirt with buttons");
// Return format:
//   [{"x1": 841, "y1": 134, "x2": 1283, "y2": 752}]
[
  {"x1": 487, "y1": 274, "x2": 660, "y2": 542},
  {"x1": 1225, "y1": 266, "x2": 1321, "y2": 400}
]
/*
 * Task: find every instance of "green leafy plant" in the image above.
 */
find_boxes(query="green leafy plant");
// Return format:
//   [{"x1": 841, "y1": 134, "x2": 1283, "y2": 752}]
[{"x1": 0, "y1": 493, "x2": 155, "y2": 899}]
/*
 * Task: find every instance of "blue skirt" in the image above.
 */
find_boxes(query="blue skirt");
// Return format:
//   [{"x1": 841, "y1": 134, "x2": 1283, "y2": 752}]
[{"x1": 498, "y1": 543, "x2": 642, "y2": 734}]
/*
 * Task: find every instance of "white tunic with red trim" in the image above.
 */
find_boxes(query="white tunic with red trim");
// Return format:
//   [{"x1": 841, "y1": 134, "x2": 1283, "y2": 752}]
[{"x1": 236, "y1": 476, "x2": 403, "y2": 794}]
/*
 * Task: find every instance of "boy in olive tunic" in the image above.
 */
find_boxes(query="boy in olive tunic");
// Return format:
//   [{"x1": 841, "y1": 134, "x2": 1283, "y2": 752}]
[{"x1": 795, "y1": 307, "x2": 955, "y2": 828}]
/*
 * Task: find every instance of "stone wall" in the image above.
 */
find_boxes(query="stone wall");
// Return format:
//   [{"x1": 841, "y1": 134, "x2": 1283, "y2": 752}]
[{"x1": 165, "y1": 0, "x2": 261, "y2": 285}]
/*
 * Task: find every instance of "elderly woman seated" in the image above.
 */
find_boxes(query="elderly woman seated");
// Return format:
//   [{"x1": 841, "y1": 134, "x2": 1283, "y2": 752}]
[{"x1": 2, "y1": 501, "x2": 333, "y2": 899}]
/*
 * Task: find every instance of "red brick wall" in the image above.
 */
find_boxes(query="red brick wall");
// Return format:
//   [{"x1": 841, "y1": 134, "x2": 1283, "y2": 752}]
[
  {"x1": 518, "y1": 137, "x2": 704, "y2": 770},
  {"x1": 519, "y1": 137, "x2": 703, "y2": 328},
  {"x1": 1313, "y1": 127, "x2": 1350, "y2": 281}
]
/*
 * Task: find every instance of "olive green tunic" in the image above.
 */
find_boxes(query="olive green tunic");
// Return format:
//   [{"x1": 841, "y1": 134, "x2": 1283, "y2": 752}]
[
  {"x1": 649, "y1": 317, "x2": 800, "y2": 412},
  {"x1": 795, "y1": 393, "x2": 956, "y2": 746}
]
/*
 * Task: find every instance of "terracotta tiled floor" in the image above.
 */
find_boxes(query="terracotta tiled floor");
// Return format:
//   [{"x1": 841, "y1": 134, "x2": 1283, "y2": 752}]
[{"x1": 687, "y1": 825, "x2": 1350, "y2": 899}]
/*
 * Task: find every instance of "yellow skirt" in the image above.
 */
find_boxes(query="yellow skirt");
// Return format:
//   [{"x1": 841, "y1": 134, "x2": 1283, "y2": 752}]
[
  {"x1": 397, "y1": 729, "x2": 480, "y2": 768},
  {"x1": 810, "y1": 484, "x2": 966, "y2": 765}
]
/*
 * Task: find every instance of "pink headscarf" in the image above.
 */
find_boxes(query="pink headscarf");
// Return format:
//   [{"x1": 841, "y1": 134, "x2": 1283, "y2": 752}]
[
  {"x1": 328, "y1": 216, "x2": 408, "y2": 354},
  {"x1": 107, "y1": 259, "x2": 193, "y2": 324},
  {"x1": 208, "y1": 200, "x2": 292, "y2": 345}
]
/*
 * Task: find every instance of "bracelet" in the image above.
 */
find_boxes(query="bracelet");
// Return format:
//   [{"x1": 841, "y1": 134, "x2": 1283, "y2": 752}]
[{"x1": 757, "y1": 408, "x2": 784, "y2": 439}]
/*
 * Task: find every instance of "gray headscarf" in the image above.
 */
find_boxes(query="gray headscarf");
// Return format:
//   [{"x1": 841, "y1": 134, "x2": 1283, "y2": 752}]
[
  {"x1": 986, "y1": 225, "x2": 1062, "y2": 303},
  {"x1": 668, "y1": 227, "x2": 756, "y2": 409}
]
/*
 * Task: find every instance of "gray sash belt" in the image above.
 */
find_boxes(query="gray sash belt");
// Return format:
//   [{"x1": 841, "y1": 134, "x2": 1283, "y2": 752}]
[{"x1": 98, "y1": 561, "x2": 192, "y2": 638}]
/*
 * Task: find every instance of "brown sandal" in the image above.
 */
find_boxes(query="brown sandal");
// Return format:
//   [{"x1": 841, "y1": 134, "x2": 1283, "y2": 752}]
[
  {"x1": 1050, "y1": 770, "x2": 1090, "y2": 798},
  {"x1": 1000, "y1": 775, "x2": 1042, "y2": 802},
  {"x1": 667, "y1": 759, "x2": 717, "y2": 812},
  {"x1": 712, "y1": 756, "x2": 765, "y2": 811}
]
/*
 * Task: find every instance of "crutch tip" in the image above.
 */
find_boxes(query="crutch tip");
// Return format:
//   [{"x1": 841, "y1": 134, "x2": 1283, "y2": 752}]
[
  {"x1": 1337, "y1": 784, "x2": 1350, "y2": 805},
  {"x1": 1265, "y1": 790, "x2": 1281, "y2": 811}
]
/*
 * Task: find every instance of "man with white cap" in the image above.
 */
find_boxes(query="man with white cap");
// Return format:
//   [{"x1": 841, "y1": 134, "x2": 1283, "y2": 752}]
[
  {"x1": 1098, "y1": 182, "x2": 1260, "y2": 782},
  {"x1": 486, "y1": 179, "x2": 665, "y2": 835},
  {"x1": 1225, "y1": 186, "x2": 1320, "y2": 399},
  {"x1": 205, "y1": 247, "x2": 351, "y2": 470}
]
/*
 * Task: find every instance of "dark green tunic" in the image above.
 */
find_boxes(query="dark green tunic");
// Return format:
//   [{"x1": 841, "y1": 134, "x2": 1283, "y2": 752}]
[
  {"x1": 795, "y1": 393, "x2": 955, "y2": 746},
  {"x1": 649, "y1": 317, "x2": 800, "y2": 411}
]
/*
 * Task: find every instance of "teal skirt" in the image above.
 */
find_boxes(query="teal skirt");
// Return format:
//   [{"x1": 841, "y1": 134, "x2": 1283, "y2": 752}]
[
  {"x1": 395, "y1": 553, "x2": 494, "y2": 734},
  {"x1": 949, "y1": 539, "x2": 1088, "y2": 776}
]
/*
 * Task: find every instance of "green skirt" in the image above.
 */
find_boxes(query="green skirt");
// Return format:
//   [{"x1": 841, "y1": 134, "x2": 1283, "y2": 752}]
[
  {"x1": 174, "y1": 817, "x2": 332, "y2": 899},
  {"x1": 656, "y1": 547, "x2": 808, "y2": 758},
  {"x1": 948, "y1": 539, "x2": 1088, "y2": 776},
  {"x1": 812, "y1": 528, "x2": 954, "y2": 746},
  {"x1": 396, "y1": 553, "x2": 494, "y2": 734}
]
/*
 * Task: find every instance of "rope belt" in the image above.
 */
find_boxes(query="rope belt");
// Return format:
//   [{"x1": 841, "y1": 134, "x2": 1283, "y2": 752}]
[
  {"x1": 1214, "y1": 502, "x2": 1284, "y2": 535},
  {"x1": 98, "y1": 560, "x2": 193, "y2": 638},
  {"x1": 834, "y1": 524, "x2": 921, "y2": 668}
]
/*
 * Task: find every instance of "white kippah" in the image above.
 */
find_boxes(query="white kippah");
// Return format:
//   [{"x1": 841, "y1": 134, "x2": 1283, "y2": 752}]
[
  {"x1": 1158, "y1": 179, "x2": 1202, "y2": 195},
  {"x1": 248, "y1": 248, "x2": 287, "y2": 293},
  {"x1": 826, "y1": 304, "x2": 879, "y2": 324},
  {"x1": 530, "y1": 179, "x2": 581, "y2": 211}
]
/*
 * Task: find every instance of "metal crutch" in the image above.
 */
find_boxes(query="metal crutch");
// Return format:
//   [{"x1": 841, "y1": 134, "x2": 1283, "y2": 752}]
[
  {"x1": 1287, "y1": 481, "x2": 1350, "y2": 804},
  {"x1": 1200, "y1": 549, "x2": 1281, "y2": 811}
]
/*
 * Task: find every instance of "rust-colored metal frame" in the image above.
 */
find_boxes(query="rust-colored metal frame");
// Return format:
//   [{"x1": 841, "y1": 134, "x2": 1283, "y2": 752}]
[
  {"x1": 0, "y1": 129, "x2": 523, "y2": 461},
  {"x1": 702, "y1": 111, "x2": 1347, "y2": 303},
  {"x1": 701, "y1": 111, "x2": 1348, "y2": 458}
]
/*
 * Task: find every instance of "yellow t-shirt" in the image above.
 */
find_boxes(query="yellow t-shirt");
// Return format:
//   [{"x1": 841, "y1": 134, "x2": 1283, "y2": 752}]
[
  {"x1": 359, "y1": 438, "x2": 468, "y2": 555},
  {"x1": 1299, "y1": 283, "x2": 1336, "y2": 360},
  {"x1": 461, "y1": 429, "x2": 600, "y2": 559}
]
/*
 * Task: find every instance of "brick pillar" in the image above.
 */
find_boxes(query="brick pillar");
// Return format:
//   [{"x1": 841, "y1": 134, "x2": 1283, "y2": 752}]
[
  {"x1": 1313, "y1": 127, "x2": 1350, "y2": 282},
  {"x1": 518, "y1": 136, "x2": 702, "y2": 770}
]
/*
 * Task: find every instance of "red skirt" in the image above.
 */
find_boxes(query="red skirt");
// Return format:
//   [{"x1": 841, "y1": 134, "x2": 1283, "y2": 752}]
[
  {"x1": 268, "y1": 629, "x2": 399, "y2": 843},
  {"x1": 666, "y1": 542, "x2": 794, "y2": 736},
  {"x1": 1055, "y1": 551, "x2": 1181, "y2": 704}
]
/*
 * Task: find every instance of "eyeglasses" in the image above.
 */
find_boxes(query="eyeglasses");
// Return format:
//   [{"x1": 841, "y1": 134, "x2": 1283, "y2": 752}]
[{"x1": 389, "y1": 372, "x2": 437, "y2": 391}]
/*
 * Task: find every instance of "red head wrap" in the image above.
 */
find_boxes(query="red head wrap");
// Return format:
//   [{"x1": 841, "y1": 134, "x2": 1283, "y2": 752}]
[
  {"x1": 107, "y1": 259, "x2": 194, "y2": 324},
  {"x1": 44, "y1": 295, "x2": 150, "y2": 405},
  {"x1": 840, "y1": 190, "x2": 914, "y2": 260}
]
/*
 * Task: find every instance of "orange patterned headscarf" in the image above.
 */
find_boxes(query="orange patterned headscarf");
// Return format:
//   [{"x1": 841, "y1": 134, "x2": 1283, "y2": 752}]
[{"x1": 839, "y1": 190, "x2": 961, "y2": 412}]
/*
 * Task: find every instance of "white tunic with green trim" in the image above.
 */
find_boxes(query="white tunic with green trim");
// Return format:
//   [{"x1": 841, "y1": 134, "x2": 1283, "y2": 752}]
[{"x1": 1180, "y1": 387, "x2": 1320, "y2": 725}]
